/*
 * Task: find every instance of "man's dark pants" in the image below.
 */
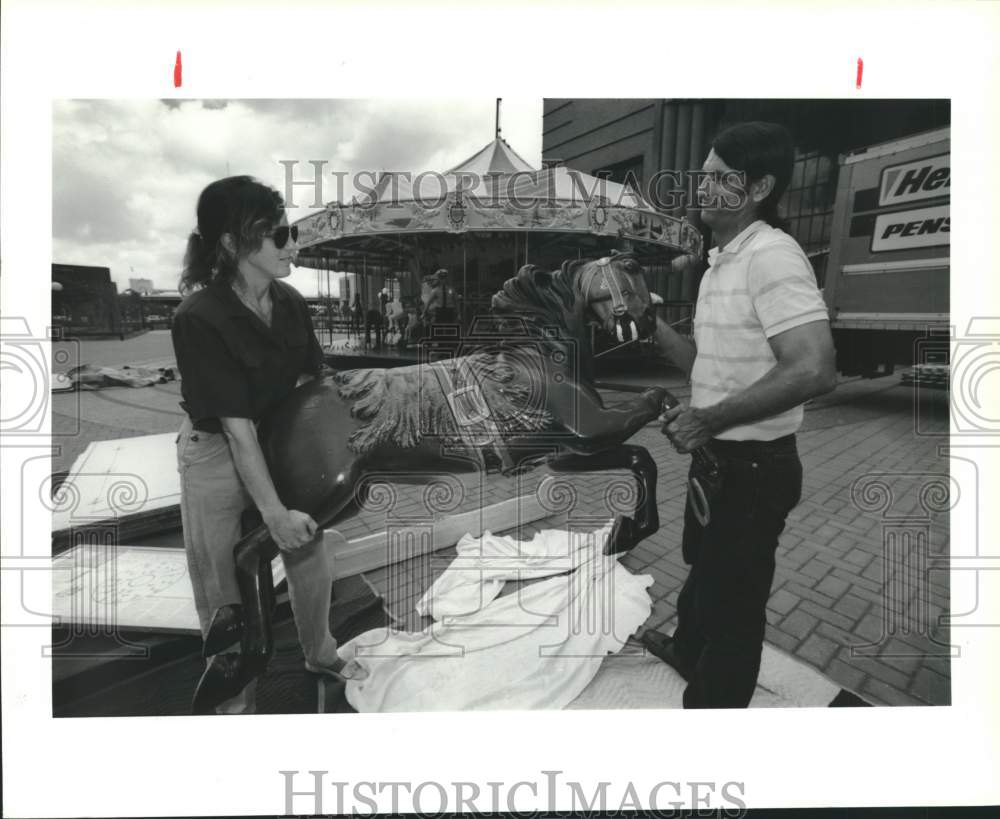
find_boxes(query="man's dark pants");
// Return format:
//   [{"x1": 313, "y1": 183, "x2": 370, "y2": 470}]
[{"x1": 672, "y1": 434, "x2": 803, "y2": 708}]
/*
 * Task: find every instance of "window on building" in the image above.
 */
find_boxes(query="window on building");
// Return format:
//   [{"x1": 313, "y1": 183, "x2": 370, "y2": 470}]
[{"x1": 780, "y1": 149, "x2": 837, "y2": 287}]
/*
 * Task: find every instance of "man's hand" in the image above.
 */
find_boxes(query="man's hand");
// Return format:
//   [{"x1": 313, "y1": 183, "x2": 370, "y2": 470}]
[
  {"x1": 264, "y1": 507, "x2": 318, "y2": 551},
  {"x1": 659, "y1": 403, "x2": 715, "y2": 453}
]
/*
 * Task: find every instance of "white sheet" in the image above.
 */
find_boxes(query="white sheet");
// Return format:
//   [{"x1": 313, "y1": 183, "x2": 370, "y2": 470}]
[
  {"x1": 341, "y1": 521, "x2": 655, "y2": 712},
  {"x1": 414, "y1": 525, "x2": 605, "y2": 620}
]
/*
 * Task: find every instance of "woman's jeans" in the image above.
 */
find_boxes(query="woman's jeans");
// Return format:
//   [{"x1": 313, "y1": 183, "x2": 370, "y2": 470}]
[
  {"x1": 672, "y1": 434, "x2": 803, "y2": 709},
  {"x1": 176, "y1": 418, "x2": 340, "y2": 713}
]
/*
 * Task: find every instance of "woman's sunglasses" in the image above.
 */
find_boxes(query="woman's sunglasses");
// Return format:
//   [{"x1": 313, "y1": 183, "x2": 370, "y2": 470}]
[{"x1": 266, "y1": 225, "x2": 299, "y2": 249}]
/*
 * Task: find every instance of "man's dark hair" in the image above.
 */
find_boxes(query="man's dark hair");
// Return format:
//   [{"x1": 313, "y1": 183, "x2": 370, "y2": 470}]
[{"x1": 712, "y1": 121, "x2": 795, "y2": 230}]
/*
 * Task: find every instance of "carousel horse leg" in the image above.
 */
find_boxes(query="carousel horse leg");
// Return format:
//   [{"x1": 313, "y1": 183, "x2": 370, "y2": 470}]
[
  {"x1": 192, "y1": 480, "x2": 361, "y2": 714},
  {"x1": 233, "y1": 526, "x2": 278, "y2": 666},
  {"x1": 192, "y1": 525, "x2": 277, "y2": 715},
  {"x1": 547, "y1": 444, "x2": 659, "y2": 555}
]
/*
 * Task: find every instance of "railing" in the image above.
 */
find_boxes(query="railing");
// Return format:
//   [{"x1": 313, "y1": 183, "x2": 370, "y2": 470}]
[{"x1": 657, "y1": 300, "x2": 695, "y2": 335}]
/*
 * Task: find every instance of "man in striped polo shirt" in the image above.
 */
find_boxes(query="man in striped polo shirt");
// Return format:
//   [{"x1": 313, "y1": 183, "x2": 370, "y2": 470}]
[{"x1": 644, "y1": 121, "x2": 837, "y2": 708}]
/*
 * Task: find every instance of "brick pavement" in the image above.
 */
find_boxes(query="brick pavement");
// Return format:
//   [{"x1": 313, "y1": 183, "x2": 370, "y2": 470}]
[{"x1": 347, "y1": 381, "x2": 952, "y2": 707}]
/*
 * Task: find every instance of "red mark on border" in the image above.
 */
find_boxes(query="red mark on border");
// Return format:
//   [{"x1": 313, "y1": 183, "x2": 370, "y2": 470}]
[
  {"x1": 856, "y1": 57, "x2": 863, "y2": 90},
  {"x1": 173, "y1": 51, "x2": 183, "y2": 88}
]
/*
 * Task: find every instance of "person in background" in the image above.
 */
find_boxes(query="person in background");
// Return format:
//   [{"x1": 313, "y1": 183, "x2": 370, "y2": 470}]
[
  {"x1": 644, "y1": 121, "x2": 836, "y2": 708},
  {"x1": 352, "y1": 292, "x2": 367, "y2": 344},
  {"x1": 172, "y1": 176, "x2": 366, "y2": 714}
]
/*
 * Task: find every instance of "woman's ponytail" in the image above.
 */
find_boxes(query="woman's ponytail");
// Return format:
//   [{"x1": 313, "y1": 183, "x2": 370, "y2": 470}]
[{"x1": 179, "y1": 230, "x2": 215, "y2": 295}]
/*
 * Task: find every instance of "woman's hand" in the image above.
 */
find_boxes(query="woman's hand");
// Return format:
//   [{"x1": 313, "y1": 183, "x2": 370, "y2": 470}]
[
  {"x1": 219, "y1": 418, "x2": 319, "y2": 551},
  {"x1": 263, "y1": 507, "x2": 318, "y2": 551},
  {"x1": 641, "y1": 386, "x2": 668, "y2": 413}
]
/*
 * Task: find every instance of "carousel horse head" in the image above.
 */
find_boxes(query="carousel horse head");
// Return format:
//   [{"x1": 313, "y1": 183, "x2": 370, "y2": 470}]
[
  {"x1": 571, "y1": 251, "x2": 660, "y2": 344},
  {"x1": 490, "y1": 252, "x2": 660, "y2": 346}
]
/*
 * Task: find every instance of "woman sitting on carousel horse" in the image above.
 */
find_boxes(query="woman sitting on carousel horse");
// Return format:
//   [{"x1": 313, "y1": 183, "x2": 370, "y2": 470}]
[{"x1": 171, "y1": 175, "x2": 367, "y2": 714}]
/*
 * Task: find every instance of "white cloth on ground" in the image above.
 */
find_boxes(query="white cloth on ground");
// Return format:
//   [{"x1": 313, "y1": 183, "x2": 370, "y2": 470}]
[
  {"x1": 414, "y1": 524, "x2": 605, "y2": 620},
  {"x1": 339, "y1": 520, "x2": 654, "y2": 712}
]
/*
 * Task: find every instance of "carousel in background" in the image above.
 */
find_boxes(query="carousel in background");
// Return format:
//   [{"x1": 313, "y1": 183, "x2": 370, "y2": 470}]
[{"x1": 292, "y1": 102, "x2": 703, "y2": 360}]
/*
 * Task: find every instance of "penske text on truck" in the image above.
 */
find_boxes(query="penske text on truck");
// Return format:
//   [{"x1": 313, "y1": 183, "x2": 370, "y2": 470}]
[{"x1": 823, "y1": 127, "x2": 949, "y2": 380}]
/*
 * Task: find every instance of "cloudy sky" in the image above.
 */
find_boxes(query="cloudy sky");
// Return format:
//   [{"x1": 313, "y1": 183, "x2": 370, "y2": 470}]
[{"x1": 53, "y1": 98, "x2": 542, "y2": 296}]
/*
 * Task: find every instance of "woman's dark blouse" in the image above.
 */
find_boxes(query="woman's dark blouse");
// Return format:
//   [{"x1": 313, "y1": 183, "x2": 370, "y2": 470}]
[{"x1": 171, "y1": 279, "x2": 324, "y2": 432}]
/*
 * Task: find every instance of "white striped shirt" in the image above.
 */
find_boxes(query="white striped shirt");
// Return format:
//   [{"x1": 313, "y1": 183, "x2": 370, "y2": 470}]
[{"x1": 690, "y1": 220, "x2": 829, "y2": 441}]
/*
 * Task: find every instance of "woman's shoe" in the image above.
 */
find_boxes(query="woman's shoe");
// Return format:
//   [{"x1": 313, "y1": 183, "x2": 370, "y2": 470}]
[
  {"x1": 304, "y1": 656, "x2": 369, "y2": 683},
  {"x1": 192, "y1": 654, "x2": 252, "y2": 714},
  {"x1": 202, "y1": 604, "x2": 245, "y2": 657}
]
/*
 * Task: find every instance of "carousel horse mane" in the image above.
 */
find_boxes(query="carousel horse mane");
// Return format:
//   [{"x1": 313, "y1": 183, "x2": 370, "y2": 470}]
[
  {"x1": 334, "y1": 354, "x2": 552, "y2": 455},
  {"x1": 489, "y1": 261, "x2": 582, "y2": 336}
]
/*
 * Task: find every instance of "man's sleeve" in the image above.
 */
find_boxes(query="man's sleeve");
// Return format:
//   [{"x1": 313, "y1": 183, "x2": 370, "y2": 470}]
[
  {"x1": 748, "y1": 241, "x2": 830, "y2": 338},
  {"x1": 171, "y1": 311, "x2": 255, "y2": 420}
]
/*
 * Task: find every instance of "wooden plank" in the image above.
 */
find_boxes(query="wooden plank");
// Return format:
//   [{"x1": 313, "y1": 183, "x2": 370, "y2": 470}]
[
  {"x1": 326, "y1": 492, "x2": 551, "y2": 579},
  {"x1": 51, "y1": 433, "x2": 180, "y2": 533},
  {"x1": 52, "y1": 545, "x2": 201, "y2": 634},
  {"x1": 52, "y1": 545, "x2": 287, "y2": 635}
]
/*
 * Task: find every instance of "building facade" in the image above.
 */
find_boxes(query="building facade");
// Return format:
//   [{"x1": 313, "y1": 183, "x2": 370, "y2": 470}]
[{"x1": 52, "y1": 264, "x2": 123, "y2": 337}]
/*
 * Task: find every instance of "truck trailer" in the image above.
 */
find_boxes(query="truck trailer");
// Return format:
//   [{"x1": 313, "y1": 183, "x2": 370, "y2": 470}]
[{"x1": 823, "y1": 127, "x2": 950, "y2": 384}]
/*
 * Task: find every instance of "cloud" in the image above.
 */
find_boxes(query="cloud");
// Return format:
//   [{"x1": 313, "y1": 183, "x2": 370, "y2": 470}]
[{"x1": 52, "y1": 98, "x2": 542, "y2": 294}]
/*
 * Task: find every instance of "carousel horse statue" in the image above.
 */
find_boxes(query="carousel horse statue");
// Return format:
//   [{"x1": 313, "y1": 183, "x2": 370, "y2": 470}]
[
  {"x1": 386, "y1": 297, "x2": 407, "y2": 344},
  {"x1": 192, "y1": 252, "x2": 669, "y2": 713},
  {"x1": 407, "y1": 268, "x2": 456, "y2": 345}
]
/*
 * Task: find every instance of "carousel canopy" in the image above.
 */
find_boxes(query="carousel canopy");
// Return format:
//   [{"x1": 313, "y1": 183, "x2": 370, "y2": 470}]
[
  {"x1": 445, "y1": 137, "x2": 534, "y2": 176},
  {"x1": 292, "y1": 137, "x2": 702, "y2": 270}
]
